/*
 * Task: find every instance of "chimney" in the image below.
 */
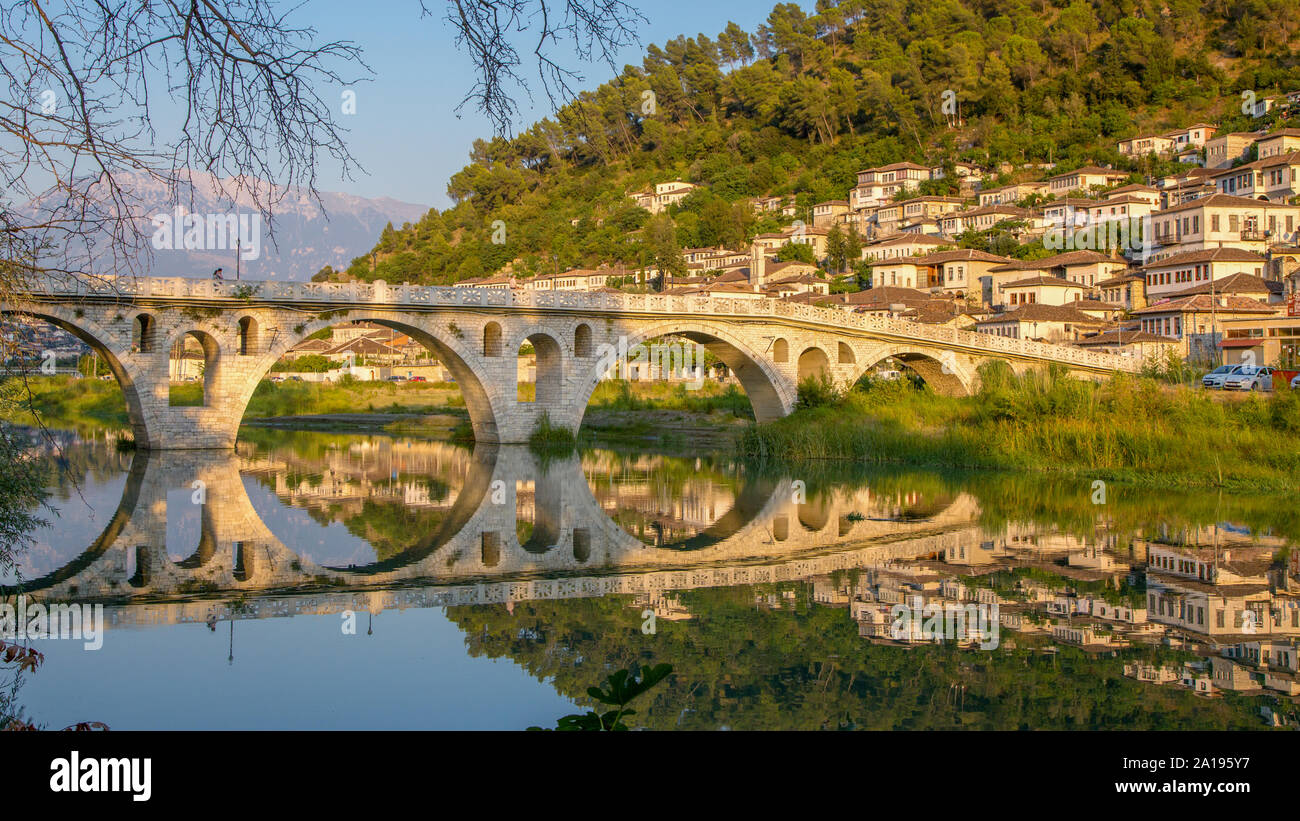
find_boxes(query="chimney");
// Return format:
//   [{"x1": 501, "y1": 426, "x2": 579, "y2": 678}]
[{"x1": 751, "y1": 240, "x2": 766, "y2": 290}]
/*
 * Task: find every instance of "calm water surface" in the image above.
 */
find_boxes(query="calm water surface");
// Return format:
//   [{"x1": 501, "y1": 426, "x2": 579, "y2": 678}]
[{"x1": 4, "y1": 426, "x2": 1298, "y2": 730}]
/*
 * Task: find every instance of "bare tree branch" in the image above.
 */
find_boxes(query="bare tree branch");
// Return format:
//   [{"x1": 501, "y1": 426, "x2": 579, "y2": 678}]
[{"x1": 433, "y1": 0, "x2": 645, "y2": 137}]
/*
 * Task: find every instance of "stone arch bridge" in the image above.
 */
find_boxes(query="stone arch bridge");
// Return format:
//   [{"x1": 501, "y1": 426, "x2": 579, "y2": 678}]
[{"x1": 4, "y1": 275, "x2": 1140, "y2": 449}]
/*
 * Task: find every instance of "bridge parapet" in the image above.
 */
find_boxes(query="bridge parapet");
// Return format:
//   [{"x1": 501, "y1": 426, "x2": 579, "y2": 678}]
[{"x1": 17, "y1": 274, "x2": 1141, "y2": 375}]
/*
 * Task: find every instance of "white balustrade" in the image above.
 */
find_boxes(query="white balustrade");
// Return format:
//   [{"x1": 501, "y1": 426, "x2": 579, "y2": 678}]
[{"x1": 13, "y1": 273, "x2": 1139, "y2": 371}]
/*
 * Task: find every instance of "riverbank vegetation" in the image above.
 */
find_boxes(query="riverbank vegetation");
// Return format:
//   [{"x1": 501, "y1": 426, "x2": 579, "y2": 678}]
[
  {"x1": 738, "y1": 363, "x2": 1300, "y2": 492},
  {"x1": 0, "y1": 375, "x2": 751, "y2": 436}
]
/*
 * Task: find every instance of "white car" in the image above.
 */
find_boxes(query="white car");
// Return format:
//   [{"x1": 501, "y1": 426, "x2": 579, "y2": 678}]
[
  {"x1": 1292, "y1": 373, "x2": 1300, "y2": 390},
  {"x1": 1223, "y1": 366, "x2": 1273, "y2": 392},
  {"x1": 1201, "y1": 364, "x2": 1243, "y2": 389}
]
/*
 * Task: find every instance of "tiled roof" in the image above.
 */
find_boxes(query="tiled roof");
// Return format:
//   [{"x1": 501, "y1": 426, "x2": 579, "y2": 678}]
[
  {"x1": 1168, "y1": 272, "x2": 1282, "y2": 297},
  {"x1": 1141, "y1": 248, "x2": 1265, "y2": 268}
]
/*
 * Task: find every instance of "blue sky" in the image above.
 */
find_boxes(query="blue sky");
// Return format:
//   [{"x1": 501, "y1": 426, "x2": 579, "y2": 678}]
[{"x1": 305, "y1": 0, "x2": 799, "y2": 209}]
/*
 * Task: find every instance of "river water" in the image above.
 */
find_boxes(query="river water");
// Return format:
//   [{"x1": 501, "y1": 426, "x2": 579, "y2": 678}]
[{"x1": 4, "y1": 425, "x2": 1298, "y2": 730}]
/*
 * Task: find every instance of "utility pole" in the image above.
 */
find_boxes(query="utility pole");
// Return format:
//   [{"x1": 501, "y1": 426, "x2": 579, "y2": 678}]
[{"x1": 1209, "y1": 274, "x2": 1218, "y2": 368}]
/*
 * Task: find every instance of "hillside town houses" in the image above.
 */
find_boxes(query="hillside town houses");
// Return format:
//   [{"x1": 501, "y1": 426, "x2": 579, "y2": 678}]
[{"x1": 282, "y1": 118, "x2": 1300, "y2": 378}]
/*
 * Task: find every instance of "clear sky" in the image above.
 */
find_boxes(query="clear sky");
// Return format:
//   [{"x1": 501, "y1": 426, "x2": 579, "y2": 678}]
[{"x1": 305, "y1": 0, "x2": 800, "y2": 210}]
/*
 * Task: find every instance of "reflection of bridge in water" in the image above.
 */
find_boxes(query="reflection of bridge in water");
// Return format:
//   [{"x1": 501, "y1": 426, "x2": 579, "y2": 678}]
[{"x1": 7, "y1": 444, "x2": 988, "y2": 628}]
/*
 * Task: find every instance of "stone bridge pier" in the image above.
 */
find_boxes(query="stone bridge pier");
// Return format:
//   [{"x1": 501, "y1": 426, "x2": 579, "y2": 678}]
[{"x1": 3, "y1": 276, "x2": 1140, "y2": 449}]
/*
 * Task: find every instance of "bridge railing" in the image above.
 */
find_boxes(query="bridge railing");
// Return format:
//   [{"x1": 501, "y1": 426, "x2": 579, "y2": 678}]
[{"x1": 14, "y1": 273, "x2": 1142, "y2": 372}]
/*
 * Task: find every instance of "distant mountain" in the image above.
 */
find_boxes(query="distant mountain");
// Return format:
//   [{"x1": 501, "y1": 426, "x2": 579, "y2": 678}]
[{"x1": 34, "y1": 169, "x2": 429, "y2": 282}]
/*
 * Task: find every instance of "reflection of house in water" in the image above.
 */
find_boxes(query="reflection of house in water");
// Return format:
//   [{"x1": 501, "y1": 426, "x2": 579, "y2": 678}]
[
  {"x1": 1050, "y1": 623, "x2": 1125, "y2": 650},
  {"x1": 1145, "y1": 543, "x2": 1273, "y2": 586},
  {"x1": 850, "y1": 597, "x2": 997, "y2": 648},
  {"x1": 632, "y1": 591, "x2": 694, "y2": 622},
  {"x1": 583, "y1": 455, "x2": 740, "y2": 547},
  {"x1": 941, "y1": 540, "x2": 1007, "y2": 567},
  {"x1": 1067, "y1": 546, "x2": 1128, "y2": 572},
  {"x1": 238, "y1": 438, "x2": 468, "y2": 522},
  {"x1": 1146, "y1": 576, "x2": 1298, "y2": 639},
  {"x1": 989, "y1": 524, "x2": 1097, "y2": 558}
]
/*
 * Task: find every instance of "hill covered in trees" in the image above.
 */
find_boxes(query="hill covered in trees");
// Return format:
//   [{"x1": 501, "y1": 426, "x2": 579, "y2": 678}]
[{"x1": 322, "y1": 0, "x2": 1300, "y2": 286}]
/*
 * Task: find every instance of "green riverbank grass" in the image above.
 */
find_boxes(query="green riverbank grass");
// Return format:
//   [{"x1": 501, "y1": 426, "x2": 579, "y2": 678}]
[{"x1": 738, "y1": 364, "x2": 1300, "y2": 492}]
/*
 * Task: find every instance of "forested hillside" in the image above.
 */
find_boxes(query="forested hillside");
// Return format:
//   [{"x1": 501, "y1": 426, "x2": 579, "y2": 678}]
[{"x1": 324, "y1": 0, "x2": 1300, "y2": 286}]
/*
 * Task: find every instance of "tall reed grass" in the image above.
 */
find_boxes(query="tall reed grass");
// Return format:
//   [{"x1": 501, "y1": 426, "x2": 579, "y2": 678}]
[{"x1": 738, "y1": 362, "x2": 1300, "y2": 491}]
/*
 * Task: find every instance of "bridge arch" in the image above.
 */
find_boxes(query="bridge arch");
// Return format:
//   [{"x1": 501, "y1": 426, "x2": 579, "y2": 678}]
[
  {"x1": 570, "y1": 320, "x2": 795, "y2": 430},
  {"x1": 166, "y1": 328, "x2": 221, "y2": 406},
  {"x1": 517, "y1": 331, "x2": 564, "y2": 408},
  {"x1": 797, "y1": 346, "x2": 831, "y2": 382},
  {"x1": 236, "y1": 315, "x2": 261, "y2": 355},
  {"x1": 852, "y1": 345, "x2": 976, "y2": 397},
  {"x1": 0, "y1": 307, "x2": 156, "y2": 446},
  {"x1": 574, "y1": 323, "x2": 593, "y2": 358},
  {"x1": 246, "y1": 313, "x2": 502, "y2": 442},
  {"x1": 772, "y1": 338, "x2": 789, "y2": 363},
  {"x1": 133, "y1": 312, "x2": 157, "y2": 353},
  {"x1": 483, "y1": 321, "x2": 503, "y2": 357}
]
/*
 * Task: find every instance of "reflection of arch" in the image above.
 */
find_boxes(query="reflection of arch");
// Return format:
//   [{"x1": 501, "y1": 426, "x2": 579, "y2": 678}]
[
  {"x1": 128, "y1": 547, "x2": 152, "y2": 588},
  {"x1": 773, "y1": 338, "x2": 789, "y2": 363},
  {"x1": 237, "y1": 316, "x2": 259, "y2": 355},
  {"x1": 520, "y1": 471, "x2": 561, "y2": 553},
  {"x1": 837, "y1": 342, "x2": 855, "y2": 365},
  {"x1": 520, "y1": 332, "x2": 563, "y2": 406},
  {"x1": 572, "y1": 528, "x2": 591, "y2": 562},
  {"x1": 573, "y1": 321, "x2": 793, "y2": 426},
  {"x1": 176, "y1": 504, "x2": 218, "y2": 568},
  {"x1": 797, "y1": 347, "x2": 830, "y2": 382},
  {"x1": 481, "y1": 532, "x2": 501, "y2": 567},
  {"x1": 0, "y1": 448, "x2": 151, "y2": 595},
  {"x1": 326, "y1": 444, "x2": 499, "y2": 575},
  {"x1": 797, "y1": 497, "x2": 831, "y2": 532},
  {"x1": 574, "y1": 323, "x2": 592, "y2": 358},
  {"x1": 233, "y1": 542, "x2": 255, "y2": 581},
  {"x1": 483, "y1": 321, "x2": 502, "y2": 357},
  {"x1": 639, "y1": 479, "x2": 780, "y2": 551}
]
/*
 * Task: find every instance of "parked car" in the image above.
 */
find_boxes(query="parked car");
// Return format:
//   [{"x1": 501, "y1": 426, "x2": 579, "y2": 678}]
[
  {"x1": 1292, "y1": 373, "x2": 1300, "y2": 391},
  {"x1": 1201, "y1": 364, "x2": 1243, "y2": 389},
  {"x1": 386, "y1": 375, "x2": 407, "y2": 382},
  {"x1": 408, "y1": 376, "x2": 427, "y2": 382},
  {"x1": 1223, "y1": 366, "x2": 1274, "y2": 392}
]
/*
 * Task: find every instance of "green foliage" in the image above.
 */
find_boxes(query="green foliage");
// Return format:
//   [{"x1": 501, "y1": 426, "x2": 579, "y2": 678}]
[
  {"x1": 1139, "y1": 348, "x2": 1196, "y2": 385},
  {"x1": 590, "y1": 379, "x2": 752, "y2": 416},
  {"x1": 338, "y1": 1, "x2": 1300, "y2": 286},
  {"x1": 741, "y1": 364, "x2": 1300, "y2": 492},
  {"x1": 528, "y1": 412, "x2": 577, "y2": 454},
  {"x1": 531, "y1": 664, "x2": 673, "y2": 731},
  {"x1": 776, "y1": 240, "x2": 816, "y2": 264},
  {"x1": 795, "y1": 372, "x2": 841, "y2": 410},
  {"x1": 276, "y1": 354, "x2": 334, "y2": 373}
]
